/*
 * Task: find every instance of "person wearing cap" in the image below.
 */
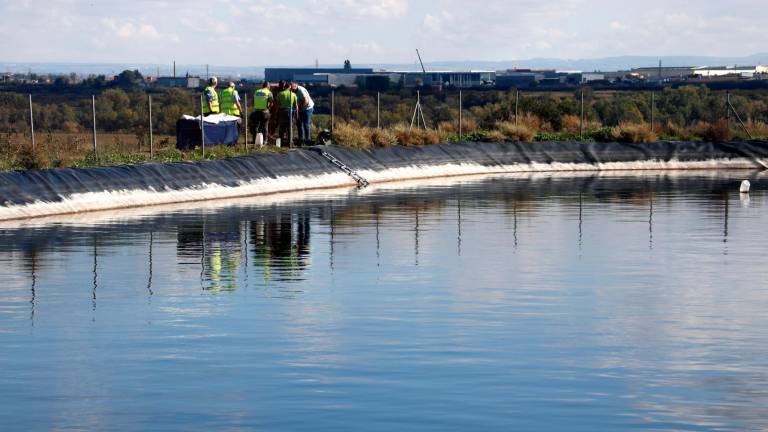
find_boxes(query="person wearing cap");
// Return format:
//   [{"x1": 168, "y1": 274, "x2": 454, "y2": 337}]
[
  {"x1": 276, "y1": 81, "x2": 299, "y2": 147},
  {"x1": 291, "y1": 82, "x2": 315, "y2": 145},
  {"x1": 250, "y1": 81, "x2": 274, "y2": 143},
  {"x1": 203, "y1": 77, "x2": 220, "y2": 116},
  {"x1": 219, "y1": 82, "x2": 242, "y2": 117}
]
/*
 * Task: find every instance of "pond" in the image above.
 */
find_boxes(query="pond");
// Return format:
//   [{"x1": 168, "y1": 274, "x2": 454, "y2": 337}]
[{"x1": 1, "y1": 171, "x2": 767, "y2": 431}]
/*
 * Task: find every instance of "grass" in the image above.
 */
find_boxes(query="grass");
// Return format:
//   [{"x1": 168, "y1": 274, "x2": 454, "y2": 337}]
[
  {"x1": 2, "y1": 116, "x2": 766, "y2": 172},
  {"x1": 0, "y1": 132, "x2": 287, "y2": 171}
]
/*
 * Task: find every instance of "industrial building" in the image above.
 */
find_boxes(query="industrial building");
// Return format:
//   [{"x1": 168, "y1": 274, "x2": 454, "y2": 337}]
[
  {"x1": 264, "y1": 67, "x2": 374, "y2": 83},
  {"x1": 155, "y1": 76, "x2": 201, "y2": 88}
]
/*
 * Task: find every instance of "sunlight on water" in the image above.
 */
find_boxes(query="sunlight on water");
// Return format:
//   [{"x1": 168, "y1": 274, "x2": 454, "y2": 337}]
[{"x1": 1, "y1": 171, "x2": 767, "y2": 431}]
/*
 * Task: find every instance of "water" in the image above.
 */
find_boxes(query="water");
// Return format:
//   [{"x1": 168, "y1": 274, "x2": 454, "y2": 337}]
[{"x1": 1, "y1": 171, "x2": 767, "y2": 431}]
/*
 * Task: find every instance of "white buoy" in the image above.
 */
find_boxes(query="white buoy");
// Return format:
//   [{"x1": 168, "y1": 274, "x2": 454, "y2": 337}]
[
  {"x1": 740, "y1": 180, "x2": 751, "y2": 194},
  {"x1": 256, "y1": 133, "x2": 264, "y2": 147}
]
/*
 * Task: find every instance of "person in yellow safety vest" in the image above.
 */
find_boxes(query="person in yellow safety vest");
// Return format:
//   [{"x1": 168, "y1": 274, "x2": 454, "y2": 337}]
[
  {"x1": 203, "y1": 77, "x2": 220, "y2": 116},
  {"x1": 249, "y1": 81, "x2": 273, "y2": 143},
  {"x1": 276, "y1": 81, "x2": 298, "y2": 147},
  {"x1": 219, "y1": 82, "x2": 242, "y2": 117}
]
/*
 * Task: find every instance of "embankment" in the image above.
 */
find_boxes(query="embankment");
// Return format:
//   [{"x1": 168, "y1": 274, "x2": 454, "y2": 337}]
[{"x1": 1, "y1": 140, "x2": 766, "y2": 221}]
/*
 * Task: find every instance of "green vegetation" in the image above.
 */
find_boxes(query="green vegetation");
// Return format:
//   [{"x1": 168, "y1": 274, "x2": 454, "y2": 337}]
[{"x1": 1, "y1": 84, "x2": 767, "y2": 171}]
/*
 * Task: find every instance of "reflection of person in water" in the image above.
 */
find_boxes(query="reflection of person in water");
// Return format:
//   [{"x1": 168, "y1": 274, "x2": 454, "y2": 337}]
[{"x1": 250, "y1": 211, "x2": 311, "y2": 281}]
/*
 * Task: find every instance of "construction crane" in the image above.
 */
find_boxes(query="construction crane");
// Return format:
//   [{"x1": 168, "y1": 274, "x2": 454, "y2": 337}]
[{"x1": 416, "y1": 49, "x2": 427, "y2": 74}]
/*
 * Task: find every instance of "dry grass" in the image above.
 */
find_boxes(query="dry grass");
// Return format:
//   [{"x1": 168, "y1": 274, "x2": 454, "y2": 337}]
[
  {"x1": 615, "y1": 122, "x2": 658, "y2": 143},
  {"x1": 370, "y1": 127, "x2": 398, "y2": 147},
  {"x1": 436, "y1": 118, "x2": 480, "y2": 135},
  {"x1": 331, "y1": 122, "x2": 373, "y2": 149},
  {"x1": 517, "y1": 113, "x2": 553, "y2": 132},
  {"x1": 391, "y1": 124, "x2": 442, "y2": 146},
  {"x1": 495, "y1": 121, "x2": 535, "y2": 142}
]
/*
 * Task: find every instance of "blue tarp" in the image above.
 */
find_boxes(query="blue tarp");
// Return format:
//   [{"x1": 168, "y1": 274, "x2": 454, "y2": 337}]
[{"x1": 176, "y1": 118, "x2": 240, "y2": 150}]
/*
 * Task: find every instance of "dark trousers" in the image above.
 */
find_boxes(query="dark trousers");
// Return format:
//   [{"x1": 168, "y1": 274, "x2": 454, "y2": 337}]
[
  {"x1": 277, "y1": 109, "x2": 294, "y2": 146},
  {"x1": 249, "y1": 110, "x2": 270, "y2": 142}
]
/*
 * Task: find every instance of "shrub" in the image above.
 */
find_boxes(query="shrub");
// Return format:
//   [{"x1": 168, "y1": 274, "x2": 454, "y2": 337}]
[
  {"x1": 589, "y1": 127, "x2": 620, "y2": 142},
  {"x1": 15, "y1": 143, "x2": 49, "y2": 170},
  {"x1": 484, "y1": 130, "x2": 507, "y2": 142},
  {"x1": 392, "y1": 125, "x2": 442, "y2": 146},
  {"x1": 333, "y1": 122, "x2": 373, "y2": 149},
  {"x1": 691, "y1": 119, "x2": 732, "y2": 142},
  {"x1": 561, "y1": 114, "x2": 581, "y2": 133},
  {"x1": 370, "y1": 128, "x2": 398, "y2": 147},
  {"x1": 496, "y1": 121, "x2": 535, "y2": 142},
  {"x1": 616, "y1": 122, "x2": 657, "y2": 143}
]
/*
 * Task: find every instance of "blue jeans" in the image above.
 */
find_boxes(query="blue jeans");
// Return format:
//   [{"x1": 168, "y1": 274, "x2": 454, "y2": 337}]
[{"x1": 297, "y1": 107, "x2": 313, "y2": 142}]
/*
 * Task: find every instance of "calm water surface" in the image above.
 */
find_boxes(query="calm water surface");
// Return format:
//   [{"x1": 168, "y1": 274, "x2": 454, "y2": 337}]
[{"x1": 1, "y1": 172, "x2": 768, "y2": 431}]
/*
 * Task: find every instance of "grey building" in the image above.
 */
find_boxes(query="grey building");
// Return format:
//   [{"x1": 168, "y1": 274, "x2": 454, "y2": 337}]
[
  {"x1": 264, "y1": 68, "x2": 375, "y2": 83},
  {"x1": 156, "y1": 76, "x2": 201, "y2": 88}
]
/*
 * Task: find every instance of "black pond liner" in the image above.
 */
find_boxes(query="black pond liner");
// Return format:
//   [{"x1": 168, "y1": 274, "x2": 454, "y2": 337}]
[{"x1": 1, "y1": 141, "x2": 766, "y2": 220}]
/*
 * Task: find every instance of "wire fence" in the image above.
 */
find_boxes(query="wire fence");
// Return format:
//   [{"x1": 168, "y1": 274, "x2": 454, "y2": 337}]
[{"x1": 2, "y1": 86, "x2": 767, "y2": 169}]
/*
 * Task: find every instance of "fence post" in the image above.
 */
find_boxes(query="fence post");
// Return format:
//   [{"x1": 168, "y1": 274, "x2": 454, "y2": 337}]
[
  {"x1": 377, "y1": 92, "x2": 381, "y2": 129},
  {"x1": 244, "y1": 93, "x2": 249, "y2": 151},
  {"x1": 580, "y1": 91, "x2": 584, "y2": 138},
  {"x1": 331, "y1": 91, "x2": 335, "y2": 134},
  {"x1": 515, "y1": 91, "x2": 519, "y2": 126},
  {"x1": 148, "y1": 95, "x2": 154, "y2": 158},
  {"x1": 651, "y1": 92, "x2": 655, "y2": 133},
  {"x1": 459, "y1": 90, "x2": 463, "y2": 136},
  {"x1": 200, "y1": 95, "x2": 206, "y2": 158},
  {"x1": 726, "y1": 92, "x2": 731, "y2": 129},
  {"x1": 91, "y1": 95, "x2": 97, "y2": 155},
  {"x1": 28, "y1": 94, "x2": 35, "y2": 151}
]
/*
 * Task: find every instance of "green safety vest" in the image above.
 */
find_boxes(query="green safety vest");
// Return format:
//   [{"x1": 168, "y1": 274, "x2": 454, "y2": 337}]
[
  {"x1": 277, "y1": 89, "x2": 296, "y2": 110},
  {"x1": 253, "y1": 88, "x2": 272, "y2": 110},
  {"x1": 219, "y1": 87, "x2": 240, "y2": 116},
  {"x1": 203, "y1": 86, "x2": 219, "y2": 114}
]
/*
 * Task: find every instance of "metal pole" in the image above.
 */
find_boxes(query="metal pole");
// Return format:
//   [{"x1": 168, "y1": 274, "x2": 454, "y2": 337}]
[
  {"x1": 727, "y1": 97, "x2": 754, "y2": 140},
  {"x1": 28, "y1": 94, "x2": 35, "y2": 150},
  {"x1": 459, "y1": 90, "x2": 463, "y2": 136},
  {"x1": 200, "y1": 95, "x2": 206, "y2": 158},
  {"x1": 417, "y1": 91, "x2": 421, "y2": 129},
  {"x1": 289, "y1": 96, "x2": 294, "y2": 148},
  {"x1": 651, "y1": 92, "x2": 655, "y2": 133},
  {"x1": 244, "y1": 93, "x2": 249, "y2": 151},
  {"x1": 580, "y1": 91, "x2": 584, "y2": 138},
  {"x1": 377, "y1": 92, "x2": 380, "y2": 129},
  {"x1": 726, "y1": 92, "x2": 731, "y2": 129},
  {"x1": 515, "y1": 91, "x2": 519, "y2": 126},
  {"x1": 148, "y1": 95, "x2": 154, "y2": 158},
  {"x1": 331, "y1": 91, "x2": 335, "y2": 134},
  {"x1": 91, "y1": 95, "x2": 97, "y2": 155}
]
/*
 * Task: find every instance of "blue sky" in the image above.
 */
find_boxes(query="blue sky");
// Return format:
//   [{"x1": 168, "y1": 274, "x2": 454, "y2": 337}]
[{"x1": 1, "y1": 0, "x2": 765, "y2": 66}]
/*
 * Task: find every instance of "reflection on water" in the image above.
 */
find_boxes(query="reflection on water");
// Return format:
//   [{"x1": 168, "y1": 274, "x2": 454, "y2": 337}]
[{"x1": 1, "y1": 171, "x2": 768, "y2": 431}]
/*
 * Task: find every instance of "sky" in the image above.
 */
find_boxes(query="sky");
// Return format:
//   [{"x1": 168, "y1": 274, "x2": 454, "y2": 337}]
[{"x1": 1, "y1": 0, "x2": 766, "y2": 67}]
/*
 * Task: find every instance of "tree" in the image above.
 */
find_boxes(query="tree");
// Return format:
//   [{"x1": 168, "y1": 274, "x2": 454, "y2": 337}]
[{"x1": 343, "y1": 60, "x2": 352, "y2": 70}]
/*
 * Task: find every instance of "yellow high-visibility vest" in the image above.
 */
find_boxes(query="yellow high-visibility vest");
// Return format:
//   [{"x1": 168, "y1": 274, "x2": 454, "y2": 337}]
[{"x1": 219, "y1": 87, "x2": 240, "y2": 116}]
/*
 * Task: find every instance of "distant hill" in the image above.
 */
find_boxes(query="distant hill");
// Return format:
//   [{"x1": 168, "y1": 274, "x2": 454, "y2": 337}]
[{"x1": 3, "y1": 54, "x2": 767, "y2": 77}]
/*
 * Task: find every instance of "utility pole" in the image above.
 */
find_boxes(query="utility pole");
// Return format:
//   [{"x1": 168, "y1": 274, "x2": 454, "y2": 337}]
[
  {"x1": 28, "y1": 94, "x2": 35, "y2": 150},
  {"x1": 200, "y1": 95, "x2": 206, "y2": 158},
  {"x1": 91, "y1": 95, "x2": 97, "y2": 155},
  {"x1": 148, "y1": 95, "x2": 154, "y2": 158},
  {"x1": 244, "y1": 93, "x2": 249, "y2": 150},
  {"x1": 459, "y1": 90, "x2": 463, "y2": 136},
  {"x1": 580, "y1": 90, "x2": 585, "y2": 138}
]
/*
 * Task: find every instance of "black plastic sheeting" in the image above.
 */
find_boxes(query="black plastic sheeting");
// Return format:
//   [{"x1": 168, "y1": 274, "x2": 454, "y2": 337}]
[{"x1": 1, "y1": 140, "x2": 767, "y2": 208}]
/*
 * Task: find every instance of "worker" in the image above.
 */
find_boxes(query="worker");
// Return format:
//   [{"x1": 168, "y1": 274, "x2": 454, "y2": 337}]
[
  {"x1": 291, "y1": 82, "x2": 315, "y2": 144},
  {"x1": 276, "y1": 81, "x2": 298, "y2": 147},
  {"x1": 203, "y1": 77, "x2": 220, "y2": 116},
  {"x1": 250, "y1": 81, "x2": 273, "y2": 143},
  {"x1": 219, "y1": 82, "x2": 242, "y2": 117}
]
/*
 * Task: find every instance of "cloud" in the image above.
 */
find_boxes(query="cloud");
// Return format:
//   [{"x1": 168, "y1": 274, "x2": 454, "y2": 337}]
[
  {"x1": 312, "y1": 0, "x2": 408, "y2": 18},
  {"x1": 102, "y1": 18, "x2": 180, "y2": 42}
]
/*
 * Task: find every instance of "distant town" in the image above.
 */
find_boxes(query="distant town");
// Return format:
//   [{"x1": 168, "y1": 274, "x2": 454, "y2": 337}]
[{"x1": 3, "y1": 61, "x2": 768, "y2": 92}]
